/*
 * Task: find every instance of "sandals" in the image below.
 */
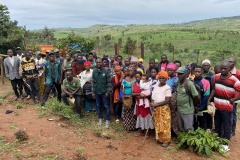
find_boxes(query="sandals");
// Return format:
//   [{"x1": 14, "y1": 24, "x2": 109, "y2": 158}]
[{"x1": 162, "y1": 142, "x2": 170, "y2": 147}]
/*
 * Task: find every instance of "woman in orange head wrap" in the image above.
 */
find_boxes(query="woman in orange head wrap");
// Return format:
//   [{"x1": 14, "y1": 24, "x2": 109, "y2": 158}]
[
  {"x1": 151, "y1": 70, "x2": 172, "y2": 147},
  {"x1": 112, "y1": 65, "x2": 124, "y2": 122}
]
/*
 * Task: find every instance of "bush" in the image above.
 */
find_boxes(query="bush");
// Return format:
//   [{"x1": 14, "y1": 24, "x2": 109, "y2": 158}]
[{"x1": 177, "y1": 128, "x2": 229, "y2": 156}]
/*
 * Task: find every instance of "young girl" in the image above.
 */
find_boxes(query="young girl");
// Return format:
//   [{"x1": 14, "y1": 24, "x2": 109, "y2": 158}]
[{"x1": 139, "y1": 74, "x2": 151, "y2": 108}]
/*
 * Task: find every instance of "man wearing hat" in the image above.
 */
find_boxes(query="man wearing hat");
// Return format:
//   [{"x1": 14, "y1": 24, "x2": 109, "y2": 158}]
[
  {"x1": 16, "y1": 47, "x2": 24, "y2": 61},
  {"x1": 41, "y1": 52, "x2": 62, "y2": 107},
  {"x1": 76, "y1": 50, "x2": 87, "y2": 61},
  {"x1": 45, "y1": 50, "x2": 51, "y2": 61},
  {"x1": 176, "y1": 66, "x2": 200, "y2": 132}
]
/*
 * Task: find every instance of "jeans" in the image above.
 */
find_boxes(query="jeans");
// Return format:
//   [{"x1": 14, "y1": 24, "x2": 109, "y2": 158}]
[
  {"x1": 215, "y1": 109, "x2": 232, "y2": 140},
  {"x1": 95, "y1": 93, "x2": 110, "y2": 120},
  {"x1": 41, "y1": 82, "x2": 62, "y2": 106},
  {"x1": 114, "y1": 101, "x2": 122, "y2": 118},
  {"x1": 232, "y1": 103, "x2": 237, "y2": 124},
  {"x1": 27, "y1": 78, "x2": 40, "y2": 101},
  {"x1": 10, "y1": 78, "x2": 23, "y2": 97},
  {"x1": 21, "y1": 79, "x2": 30, "y2": 96},
  {"x1": 61, "y1": 92, "x2": 82, "y2": 115}
]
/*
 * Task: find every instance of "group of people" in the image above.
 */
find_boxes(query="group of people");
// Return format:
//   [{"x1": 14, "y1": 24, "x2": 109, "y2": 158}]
[{"x1": 3, "y1": 48, "x2": 240, "y2": 148}]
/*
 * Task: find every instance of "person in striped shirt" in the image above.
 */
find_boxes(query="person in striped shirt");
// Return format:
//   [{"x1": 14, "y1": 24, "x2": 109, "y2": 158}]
[{"x1": 208, "y1": 60, "x2": 240, "y2": 140}]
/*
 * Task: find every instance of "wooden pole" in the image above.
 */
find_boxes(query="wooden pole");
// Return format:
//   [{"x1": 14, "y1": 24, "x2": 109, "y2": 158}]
[
  {"x1": 196, "y1": 49, "x2": 200, "y2": 64},
  {"x1": 141, "y1": 43, "x2": 144, "y2": 59},
  {"x1": 0, "y1": 56, "x2": 4, "y2": 85}
]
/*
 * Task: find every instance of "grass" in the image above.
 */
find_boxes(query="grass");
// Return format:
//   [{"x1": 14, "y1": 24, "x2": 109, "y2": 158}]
[{"x1": 9, "y1": 125, "x2": 18, "y2": 130}]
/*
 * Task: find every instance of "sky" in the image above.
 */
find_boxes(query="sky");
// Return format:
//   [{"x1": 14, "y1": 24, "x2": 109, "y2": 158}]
[{"x1": 1, "y1": 0, "x2": 240, "y2": 30}]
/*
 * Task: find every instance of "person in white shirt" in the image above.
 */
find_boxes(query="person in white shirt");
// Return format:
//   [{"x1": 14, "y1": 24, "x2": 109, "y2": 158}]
[
  {"x1": 139, "y1": 74, "x2": 151, "y2": 108},
  {"x1": 35, "y1": 51, "x2": 46, "y2": 96},
  {"x1": 16, "y1": 47, "x2": 24, "y2": 61}
]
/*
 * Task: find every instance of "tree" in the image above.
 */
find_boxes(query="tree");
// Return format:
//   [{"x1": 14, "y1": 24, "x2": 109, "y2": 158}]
[
  {"x1": 41, "y1": 26, "x2": 56, "y2": 45},
  {"x1": 123, "y1": 37, "x2": 136, "y2": 55},
  {"x1": 118, "y1": 38, "x2": 123, "y2": 46},
  {"x1": 0, "y1": 4, "x2": 24, "y2": 53}
]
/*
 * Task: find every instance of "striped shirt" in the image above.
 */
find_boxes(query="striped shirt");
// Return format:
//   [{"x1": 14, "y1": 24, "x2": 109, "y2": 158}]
[{"x1": 213, "y1": 73, "x2": 240, "y2": 111}]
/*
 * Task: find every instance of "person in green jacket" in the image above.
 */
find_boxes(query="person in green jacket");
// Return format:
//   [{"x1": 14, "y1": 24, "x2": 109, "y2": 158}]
[{"x1": 92, "y1": 58, "x2": 112, "y2": 128}]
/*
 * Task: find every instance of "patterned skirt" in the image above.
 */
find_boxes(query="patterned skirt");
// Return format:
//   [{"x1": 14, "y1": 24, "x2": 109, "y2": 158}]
[
  {"x1": 153, "y1": 104, "x2": 171, "y2": 143},
  {"x1": 135, "y1": 105, "x2": 154, "y2": 130},
  {"x1": 123, "y1": 107, "x2": 136, "y2": 131},
  {"x1": 38, "y1": 74, "x2": 45, "y2": 96}
]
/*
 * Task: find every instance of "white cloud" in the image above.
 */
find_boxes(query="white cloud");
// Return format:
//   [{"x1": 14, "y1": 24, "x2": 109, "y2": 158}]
[{"x1": 1, "y1": 0, "x2": 240, "y2": 29}]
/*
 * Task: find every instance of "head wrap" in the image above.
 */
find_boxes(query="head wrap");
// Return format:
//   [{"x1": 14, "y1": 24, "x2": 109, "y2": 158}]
[
  {"x1": 138, "y1": 58, "x2": 143, "y2": 62},
  {"x1": 113, "y1": 61, "x2": 119, "y2": 65},
  {"x1": 202, "y1": 59, "x2": 211, "y2": 65},
  {"x1": 114, "y1": 65, "x2": 122, "y2": 71},
  {"x1": 157, "y1": 71, "x2": 169, "y2": 79},
  {"x1": 166, "y1": 62, "x2": 177, "y2": 71},
  {"x1": 130, "y1": 56, "x2": 139, "y2": 63},
  {"x1": 84, "y1": 61, "x2": 91, "y2": 67}
]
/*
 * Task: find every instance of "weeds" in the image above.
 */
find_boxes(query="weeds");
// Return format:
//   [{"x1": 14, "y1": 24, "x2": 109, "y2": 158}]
[{"x1": 9, "y1": 125, "x2": 18, "y2": 130}]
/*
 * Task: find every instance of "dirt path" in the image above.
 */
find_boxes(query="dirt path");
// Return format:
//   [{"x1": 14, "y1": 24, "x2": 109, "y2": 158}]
[{"x1": 0, "y1": 83, "x2": 240, "y2": 160}]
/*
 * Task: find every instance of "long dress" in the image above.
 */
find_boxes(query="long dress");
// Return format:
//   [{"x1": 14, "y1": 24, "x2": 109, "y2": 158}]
[
  {"x1": 122, "y1": 79, "x2": 136, "y2": 131},
  {"x1": 151, "y1": 84, "x2": 172, "y2": 143},
  {"x1": 133, "y1": 82, "x2": 154, "y2": 130}
]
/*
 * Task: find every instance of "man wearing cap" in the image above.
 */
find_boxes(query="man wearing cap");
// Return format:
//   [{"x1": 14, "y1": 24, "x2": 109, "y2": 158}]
[
  {"x1": 4, "y1": 49, "x2": 23, "y2": 101},
  {"x1": 41, "y1": 52, "x2": 62, "y2": 107},
  {"x1": 76, "y1": 50, "x2": 87, "y2": 61},
  {"x1": 176, "y1": 66, "x2": 200, "y2": 132},
  {"x1": 35, "y1": 51, "x2": 46, "y2": 96},
  {"x1": 16, "y1": 47, "x2": 24, "y2": 61},
  {"x1": 54, "y1": 49, "x2": 64, "y2": 64}
]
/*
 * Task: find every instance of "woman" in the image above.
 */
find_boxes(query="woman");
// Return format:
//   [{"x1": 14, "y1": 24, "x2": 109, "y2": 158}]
[
  {"x1": 61, "y1": 53, "x2": 73, "y2": 82},
  {"x1": 79, "y1": 61, "x2": 95, "y2": 111},
  {"x1": 72, "y1": 55, "x2": 85, "y2": 77},
  {"x1": 122, "y1": 67, "x2": 137, "y2": 132},
  {"x1": 166, "y1": 63, "x2": 180, "y2": 136},
  {"x1": 148, "y1": 66, "x2": 159, "y2": 91},
  {"x1": 132, "y1": 72, "x2": 154, "y2": 138},
  {"x1": 112, "y1": 65, "x2": 124, "y2": 122},
  {"x1": 151, "y1": 71, "x2": 172, "y2": 147}
]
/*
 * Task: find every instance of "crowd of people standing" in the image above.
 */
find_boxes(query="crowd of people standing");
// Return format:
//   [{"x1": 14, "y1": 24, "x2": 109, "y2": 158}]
[{"x1": 3, "y1": 47, "x2": 240, "y2": 148}]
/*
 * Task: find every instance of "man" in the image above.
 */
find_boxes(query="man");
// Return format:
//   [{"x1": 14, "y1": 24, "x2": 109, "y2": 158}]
[
  {"x1": 228, "y1": 58, "x2": 240, "y2": 136},
  {"x1": 41, "y1": 52, "x2": 62, "y2": 107},
  {"x1": 201, "y1": 59, "x2": 214, "y2": 130},
  {"x1": 76, "y1": 50, "x2": 87, "y2": 61},
  {"x1": 176, "y1": 66, "x2": 200, "y2": 131},
  {"x1": 146, "y1": 58, "x2": 156, "y2": 76},
  {"x1": 20, "y1": 51, "x2": 40, "y2": 104},
  {"x1": 62, "y1": 70, "x2": 82, "y2": 115},
  {"x1": 4, "y1": 49, "x2": 23, "y2": 100},
  {"x1": 123, "y1": 57, "x2": 130, "y2": 68},
  {"x1": 54, "y1": 49, "x2": 64, "y2": 64},
  {"x1": 88, "y1": 52, "x2": 96, "y2": 69},
  {"x1": 45, "y1": 50, "x2": 51, "y2": 61},
  {"x1": 109, "y1": 55, "x2": 115, "y2": 68},
  {"x1": 158, "y1": 54, "x2": 170, "y2": 71},
  {"x1": 208, "y1": 60, "x2": 240, "y2": 140},
  {"x1": 193, "y1": 66, "x2": 210, "y2": 130},
  {"x1": 91, "y1": 50, "x2": 97, "y2": 61},
  {"x1": 92, "y1": 58, "x2": 112, "y2": 128},
  {"x1": 16, "y1": 47, "x2": 24, "y2": 61}
]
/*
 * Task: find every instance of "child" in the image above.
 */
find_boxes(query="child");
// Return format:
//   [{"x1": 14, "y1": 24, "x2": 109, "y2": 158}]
[{"x1": 139, "y1": 74, "x2": 151, "y2": 108}]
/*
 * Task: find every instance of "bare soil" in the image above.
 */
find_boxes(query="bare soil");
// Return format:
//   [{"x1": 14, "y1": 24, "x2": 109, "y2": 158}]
[{"x1": 0, "y1": 82, "x2": 240, "y2": 160}]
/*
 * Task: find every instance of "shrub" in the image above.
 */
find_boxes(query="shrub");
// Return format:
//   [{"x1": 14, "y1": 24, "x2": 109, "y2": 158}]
[{"x1": 177, "y1": 128, "x2": 229, "y2": 156}]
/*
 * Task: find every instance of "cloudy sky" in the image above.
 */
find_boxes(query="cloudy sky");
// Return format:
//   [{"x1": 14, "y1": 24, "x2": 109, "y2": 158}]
[{"x1": 1, "y1": 0, "x2": 240, "y2": 30}]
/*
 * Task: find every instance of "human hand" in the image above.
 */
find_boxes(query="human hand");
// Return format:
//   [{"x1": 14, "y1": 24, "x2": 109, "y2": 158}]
[
  {"x1": 229, "y1": 98, "x2": 234, "y2": 104},
  {"x1": 92, "y1": 93, "x2": 95, "y2": 99},
  {"x1": 105, "y1": 93, "x2": 109, "y2": 98}
]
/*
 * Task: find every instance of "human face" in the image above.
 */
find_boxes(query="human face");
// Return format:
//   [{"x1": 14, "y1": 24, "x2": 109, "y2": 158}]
[
  {"x1": 96, "y1": 59, "x2": 102, "y2": 68},
  {"x1": 88, "y1": 54, "x2": 93, "y2": 61},
  {"x1": 7, "y1": 50, "x2": 13, "y2": 57},
  {"x1": 141, "y1": 76, "x2": 147, "y2": 82},
  {"x1": 138, "y1": 61, "x2": 143, "y2": 67},
  {"x1": 220, "y1": 63, "x2": 230, "y2": 76},
  {"x1": 115, "y1": 69, "x2": 121, "y2": 76},
  {"x1": 177, "y1": 73, "x2": 187, "y2": 83},
  {"x1": 16, "y1": 49, "x2": 21, "y2": 55},
  {"x1": 149, "y1": 61, "x2": 155, "y2": 67},
  {"x1": 37, "y1": 54, "x2": 42, "y2": 60},
  {"x1": 128, "y1": 68, "x2": 134, "y2": 77},
  {"x1": 214, "y1": 66, "x2": 220, "y2": 74},
  {"x1": 124, "y1": 59, "x2": 130, "y2": 66},
  {"x1": 25, "y1": 53, "x2": 31, "y2": 60},
  {"x1": 161, "y1": 56, "x2": 167, "y2": 63},
  {"x1": 104, "y1": 54, "x2": 108, "y2": 59},
  {"x1": 167, "y1": 68, "x2": 175, "y2": 77},
  {"x1": 110, "y1": 55, "x2": 115, "y2": 62},
  {"x1": 103, "y1": 60, "x2": 108, "y2": 67},
  {"x1": 49, "y1": 54, "x2": 55, "y2": 62},
  {"x1": 55, "y1": 52, "x2": 60, "y2": 58},
  {"x1": 117, "y1": 57, "x2": 122, "y2": 64},
  {"x1": 135, "y1": 74, "x2": 141, "y2": 82},
  {"x1": 150, "y1": 69, "x2": 157, "y2": 78},
  {"x1": 228, "y1": 58, "x2": 236, "y2": 70},
  {"x1": 158, "y1": 76, "x2": 167, "y2": 85},
  {"x1": 85, "y1": 65, "x2": 90, "y2": 70},
  {"x1": 65, "y1": 54, "x2": 71, "y2": 60},
  {"x1": 194, "y1": 68, "x2": 202, "y2": 79},
  {"x1": 202, "y1": 63, "x2": 210, "y2": 73},
  {"x1": 66, "y1": 72, "x2": 73, "y2": 81},
  {"x1": 130, "y1": 61, "x2": 137, "y2": 69},
  {"x1": 123, "y1": 68, "x2": 129, "y2": 76},
  {"x1": 175, "y1": 63, "x2": 181, "y2": 70},
  {"x1": 77, "y1": 55, "x2": 82, "y2": 60}
]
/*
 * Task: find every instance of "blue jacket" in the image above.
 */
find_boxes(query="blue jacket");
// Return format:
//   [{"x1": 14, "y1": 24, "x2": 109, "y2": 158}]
[{"x1": 44, "y1": 60, "x2": 61, "y2": 85}]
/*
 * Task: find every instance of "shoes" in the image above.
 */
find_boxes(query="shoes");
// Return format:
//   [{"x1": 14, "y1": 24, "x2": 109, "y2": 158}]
[
  {"x1": 115, "y1": 118, "x2": 120, "y2": 123},
  {"x1": 20, "y1": 95, "x2": 24, "y2": 100},
  {"x1": 14, "y1": 96, "x2": 19, "y2": 101},
  {"x1": 98, "y1": 118, "x2": 103, "y2": 125},
  {"x1": 162, "y1": 142, "x2": 170, "y2": 147},
  {"x1": 26, "y1": 95, "x2": 31, "y2": 99},
  {"x1": 105, "y1": 120, "x2": 110, "y2": 128}
]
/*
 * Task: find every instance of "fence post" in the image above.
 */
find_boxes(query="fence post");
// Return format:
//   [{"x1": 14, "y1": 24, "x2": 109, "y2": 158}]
[
  {"x1": 114, "y1": 43, "x2": 120, "y2": 55},
  {"x1": 0, "y1": 56, "x2": 4, "y2": 85},
  {"x1": 196, "y1": 49, "x2": 200, "y2": 64},
  {"x1": 141, "y1": 43, "x2": 144, "y2": 59}
]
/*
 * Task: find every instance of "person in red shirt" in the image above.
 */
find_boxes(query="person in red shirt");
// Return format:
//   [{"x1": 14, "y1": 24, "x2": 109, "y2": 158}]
[
  {"x1": 72, "y1": 55, "x2": 85, "y2": 77},
  {"x1": 208, "y1": 60, "x2": 240, "y2": 140}
]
